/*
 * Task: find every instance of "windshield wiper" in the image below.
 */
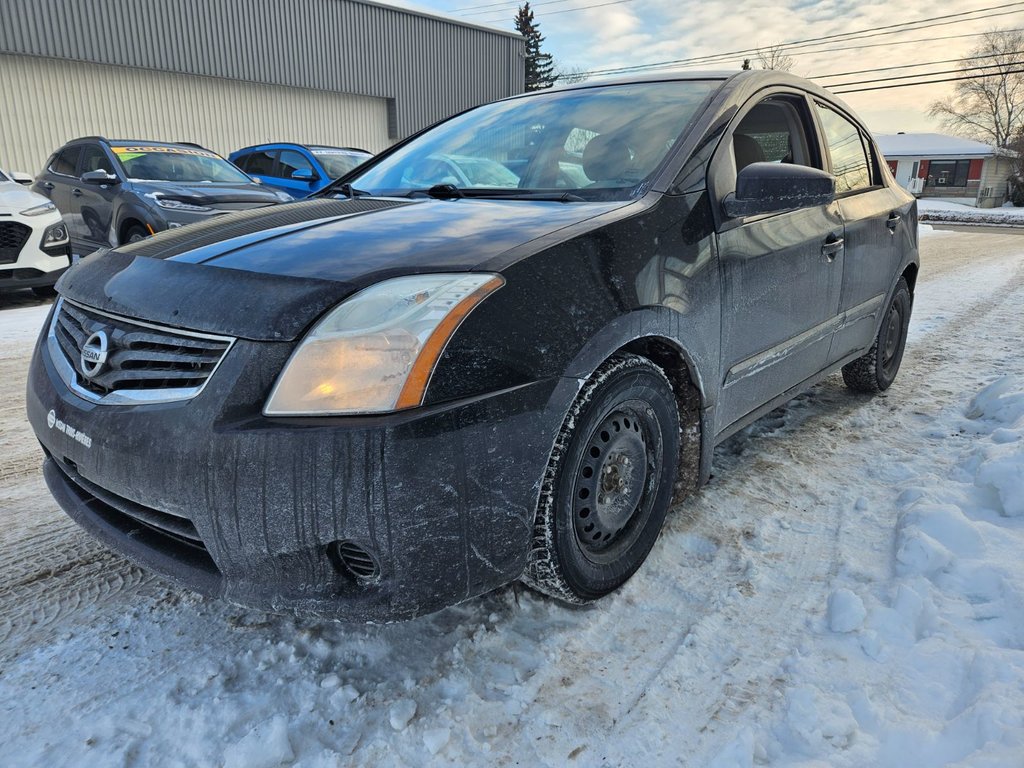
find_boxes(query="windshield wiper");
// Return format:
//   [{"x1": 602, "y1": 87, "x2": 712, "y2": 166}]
[
  {"x1": 404, "y1": 186, "x2": 584, "y2": 203},
  {"x1": 404, "y1": 184, "x2": 465, "y2": 200}
]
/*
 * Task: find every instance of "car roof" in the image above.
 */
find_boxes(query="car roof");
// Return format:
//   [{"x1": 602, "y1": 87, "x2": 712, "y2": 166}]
[
  {"x1": 232, "y1": 142, "x2": 371, "y2": 154},
  {"x1": 66, "y1": 137, "x2": 219, "y2": 152}
]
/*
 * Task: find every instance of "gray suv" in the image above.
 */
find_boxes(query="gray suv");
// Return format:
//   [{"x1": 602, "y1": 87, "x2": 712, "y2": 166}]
[{"x1": 32, "y1": 138, "x2": 290, "y2": 254}]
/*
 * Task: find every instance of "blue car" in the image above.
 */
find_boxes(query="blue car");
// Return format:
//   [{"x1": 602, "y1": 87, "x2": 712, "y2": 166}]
[{"x1": 229, "y1": 143, "x2": 372, "y2": 197}]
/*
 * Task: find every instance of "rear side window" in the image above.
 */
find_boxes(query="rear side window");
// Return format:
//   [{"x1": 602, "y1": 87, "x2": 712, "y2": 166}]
[
  {"x1": 51, "y1": 146, "x2": 82, "y2": 176},
  {"x1": 277, "y1": 149, "x2": 314, "y2": 178},
  {"x1": 815, "y1": 103, "x2": 872, "y2": 194},
  {"x1": 239, "y1": 150, "x2": 277, "y2": 176}
]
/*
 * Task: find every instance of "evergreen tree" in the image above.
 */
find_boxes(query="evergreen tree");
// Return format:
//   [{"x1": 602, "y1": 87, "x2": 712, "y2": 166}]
[{"x1": 514, "y1": 3, "x2": 554, "y2": 91}]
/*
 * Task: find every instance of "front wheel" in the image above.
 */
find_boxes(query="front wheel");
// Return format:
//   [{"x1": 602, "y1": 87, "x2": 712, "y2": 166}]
[
  {"x1": 522, "y1": 354, "x2": 681, "y2": 604},
  {"x1": 122, "y1": 224, "x2": 149, "y2": 245},
  {"x1": 842, "y1": 277, "x2": 912, "y2": 393}
]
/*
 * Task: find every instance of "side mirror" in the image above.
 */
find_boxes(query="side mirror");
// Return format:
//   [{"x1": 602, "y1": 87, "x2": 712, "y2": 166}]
[
  {"x1": 724, "y1": 162, "x2": 835, "y2": 218},
  {"x1": 11, "y1": 171, "x2": 33, "y2": 185},
  {"x1": 81, "y1": 169, "x2": 120, "y2": 185},
  {"x1": 290, "y1": 168, "x2": 318, "y2": 182}
]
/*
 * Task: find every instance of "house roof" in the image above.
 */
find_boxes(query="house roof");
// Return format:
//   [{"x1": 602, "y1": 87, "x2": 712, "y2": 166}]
[{"x1": 875, "y1": 133, "x2": 1013, "y2": 158}]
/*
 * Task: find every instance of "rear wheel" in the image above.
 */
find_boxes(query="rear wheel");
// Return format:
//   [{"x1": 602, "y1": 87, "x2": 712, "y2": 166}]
[
  {"x1": 523, "y1": 354, "x2": 681, "y2": 604},
  {"x1": 842, "y1": 277, "x2": 911, "y2": 393}
]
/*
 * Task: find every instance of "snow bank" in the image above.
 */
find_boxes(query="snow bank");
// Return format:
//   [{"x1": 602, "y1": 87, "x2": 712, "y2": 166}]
[
  {"x1": 919, "y1": 199, "x2": 1024, "y2": 226},
  {"x1": 750, "y1": 375, "x2": 1024, "y2": 766}
]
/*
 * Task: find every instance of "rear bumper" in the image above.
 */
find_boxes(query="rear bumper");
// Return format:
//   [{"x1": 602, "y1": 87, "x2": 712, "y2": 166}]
[{"x1": 27, "y1": 330, "x2": 572, "y2": 621}]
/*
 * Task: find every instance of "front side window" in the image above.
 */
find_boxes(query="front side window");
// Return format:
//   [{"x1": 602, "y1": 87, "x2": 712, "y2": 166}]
[
  {"x1": 80, "y1": 145, "x2": 113, "y2": 174},
  {"x1": 277, "y1": 149, "x2": 315, "y2": 179},
  {"x1": 815, "y1": 102, "x2": 872, "y2": 194},
  {"x1": 51, "y1": 146, "x2": 82, "y2": 177},
  {"x1": 111, "y1": 145, "x2": 252, "y2": 183},
  {"x1": 732, "y1": 97, "x2": 818, "y2": 175},
  {"x1": 346, "y1": 81, "x2": 720, "y2": 200}
]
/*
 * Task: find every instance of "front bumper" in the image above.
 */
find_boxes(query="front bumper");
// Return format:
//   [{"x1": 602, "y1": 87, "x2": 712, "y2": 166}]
[
  {"x1": 26, "y1": 321, "x2": 570, "y2": 621},
  {"x1": 0, "y1": 211, "x2": 71, "y2": 289}
]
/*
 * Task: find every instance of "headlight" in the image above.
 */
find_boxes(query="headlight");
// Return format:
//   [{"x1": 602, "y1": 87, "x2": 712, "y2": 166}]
[
  {"x1": 153, "y1": 196, "x2": 212, "y2": 212},
  {"x1": 264, "y1": 273, "x2": 504, "y2": 416},
  {"x1": 41, "y1": 221, "x2": 69, "y2": 247},
  {"x1": 21, "y1": 202, "x2": 56, "y2": 216}
]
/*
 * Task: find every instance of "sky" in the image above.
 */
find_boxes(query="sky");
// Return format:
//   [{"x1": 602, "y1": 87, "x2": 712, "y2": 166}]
[{"x1": 381, "y1": 0, "x2": 1024, "y2": 137}]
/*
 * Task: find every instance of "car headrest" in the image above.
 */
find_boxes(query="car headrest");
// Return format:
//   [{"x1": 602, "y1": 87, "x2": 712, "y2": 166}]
[
  {"x1": 582, "y1": 134, "x2": 632, "y2": 182},
  {"x1": 733, "y1": 133, "x2": 765, "y2": 173}
]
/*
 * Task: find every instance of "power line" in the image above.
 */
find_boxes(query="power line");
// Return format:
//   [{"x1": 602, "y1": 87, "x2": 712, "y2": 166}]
[
  {"x1": 564, "y1": 4, "x2": 1024, "y2": 77},
  {"x1": 823, "y1": 60, "x2": 1024, "y2": 89},
  {"x1": 456, "y1": 0, "x2": 576, "y2": 17},
  {"x1": 807, "y1": 50, "x2": 1024, "y2": 80},
  {"x1": 575, "y1": 26, "x2": 1024, "y2": 78},
  {"x1": 832, "y1": 68, "x2": 1024, "y2": 93},
  {"x1": 474, "y1": 0, "x2": 637, "y2": 20}
]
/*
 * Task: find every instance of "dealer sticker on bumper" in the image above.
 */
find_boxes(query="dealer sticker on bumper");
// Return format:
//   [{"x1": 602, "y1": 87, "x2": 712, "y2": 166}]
[{"x1": 47, "y1": 409, "x2": 93, "y2": 448}]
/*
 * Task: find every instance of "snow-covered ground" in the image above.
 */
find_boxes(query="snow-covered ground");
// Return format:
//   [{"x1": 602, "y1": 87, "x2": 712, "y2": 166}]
[
  {"x1": 919, "y1": 199, "x2": 1024, "y2": 226},
  {"x1": 2, "y1": 227, "x2": 1024, "y2": 767}
]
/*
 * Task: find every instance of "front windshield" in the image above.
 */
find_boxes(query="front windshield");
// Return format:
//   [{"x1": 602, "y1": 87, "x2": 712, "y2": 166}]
[
  {"x1": 313, "y1": 149, "x2": 371, "y2": 178},
  {"x1": 112, "y1": 146, "x2": 253, "y2": 183},
  {"x1": 348, "y1": 80, "x2": 719, "y2": 199}
]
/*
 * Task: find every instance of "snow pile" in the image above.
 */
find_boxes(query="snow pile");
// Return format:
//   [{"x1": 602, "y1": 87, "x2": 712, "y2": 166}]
[
  {"x1": 744, "y1": 375, "x2": 1024, "y2": 766},
  {"x1": 918, "y1": 199, "x2": 1024, "y2": 226}
]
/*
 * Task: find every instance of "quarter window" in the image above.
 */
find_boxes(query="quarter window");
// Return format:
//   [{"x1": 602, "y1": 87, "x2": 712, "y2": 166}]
[
  {"x1": 815, "y1": 103, "x2": 872, "y2": 193},
  {"x1": 51, "y1": 146, "x2": 82, "y2": 177}
]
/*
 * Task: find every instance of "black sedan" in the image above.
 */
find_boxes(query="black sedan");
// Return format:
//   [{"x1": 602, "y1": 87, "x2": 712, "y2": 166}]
[{"x1": 26, "y1": 71, "x2": 918, "y2": 621}]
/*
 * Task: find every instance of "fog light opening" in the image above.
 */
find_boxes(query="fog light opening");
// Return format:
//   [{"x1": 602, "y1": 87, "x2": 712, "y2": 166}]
[{"x1": 327, "y1": 539, "x2": 381, "y2": 582}]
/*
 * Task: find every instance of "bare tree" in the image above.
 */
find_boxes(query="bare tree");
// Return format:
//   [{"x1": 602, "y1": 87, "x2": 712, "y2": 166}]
[
  {"x1": 757, "y1": 44, "x2": 794, "y2": 72},
  {"x1": 553, "y1": 61, "x2": 589, "y2": 85},
  {"x1": 929, "y1": 29, "x2": 1024, "y2": 147}
]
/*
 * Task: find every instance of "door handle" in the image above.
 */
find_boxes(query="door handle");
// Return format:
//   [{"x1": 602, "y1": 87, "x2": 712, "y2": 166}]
[
  {"x1": 822, "y1": 236, "x2": 844, "y2": 260},
  {"x1": 42, "y1": 181, "x2": 54, "y2": 190},
  {"x1": 887, "y1": 212, "x2": 902, "y2": 231},
  {"x1": 72, "y1": 188, "x2": 83, "y2": 197}
]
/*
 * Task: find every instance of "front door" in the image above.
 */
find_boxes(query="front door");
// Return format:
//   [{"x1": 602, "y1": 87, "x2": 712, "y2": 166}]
[
  {"x1": 73, "y1": 143, "x2": 119, "y2": 248},
  {"x1": 714, "y1": 93, "x2": 844, "y2": 432}
]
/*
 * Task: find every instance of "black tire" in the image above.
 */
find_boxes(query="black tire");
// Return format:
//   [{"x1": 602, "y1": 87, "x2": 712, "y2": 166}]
[
  {"x1": 122, "y1": 224, "x2": 149, "y2": 245},
  {"x1": 842, "y1": 277, "x2": 911, "y2": 393},
  {"x1": 31, "y1": 285, "x2": 57, "y2": 298},
  {"x1": 522, "y1": 354, "x2": 681, "y2": 604}
]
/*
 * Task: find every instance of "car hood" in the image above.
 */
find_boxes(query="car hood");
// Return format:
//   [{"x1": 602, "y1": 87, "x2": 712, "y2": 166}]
[
  {"x1": 129, "y1": 180, "x2": 284, "y2": 207},
  {"x1": 57, "y1": 196, "x2": 631, "y2": 341},
  {"x1": 0, "y1": 181, "x2": 52, "y2": 213}
]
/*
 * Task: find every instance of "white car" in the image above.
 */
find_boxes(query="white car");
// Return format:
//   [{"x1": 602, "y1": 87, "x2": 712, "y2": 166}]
[{"x1": 0, "y1": 167, "x2": 71, "y2": 295}]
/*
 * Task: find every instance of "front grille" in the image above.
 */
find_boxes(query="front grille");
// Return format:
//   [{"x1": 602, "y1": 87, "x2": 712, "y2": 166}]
[
  {"x1": 0, "y1": 221, "x2": 31, "y2": 264},
  {"x1": 50, "y1": 299, "x2": 233, "y2": 403}
]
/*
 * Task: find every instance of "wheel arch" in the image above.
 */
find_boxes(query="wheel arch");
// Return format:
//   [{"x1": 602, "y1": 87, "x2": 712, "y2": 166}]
[
  {"x1": 560, "y1": 307, "x2": 717, "y2": 492},
  {"x1": 901, "y1": 261, "x2": 919, "y2": 296}
]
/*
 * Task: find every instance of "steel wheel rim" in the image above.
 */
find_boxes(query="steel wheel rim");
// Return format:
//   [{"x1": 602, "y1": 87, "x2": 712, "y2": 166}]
[
  {"x1": 881, "y1": 302, "x2": 903, "y2": 375},
  {"x1": 572, "y1": 402, "x2": 661, "y2": 563}
]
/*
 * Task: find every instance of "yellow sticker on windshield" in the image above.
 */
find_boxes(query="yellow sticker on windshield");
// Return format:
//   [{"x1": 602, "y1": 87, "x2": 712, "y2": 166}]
[{"x1": 112, "y1": 146, "x2": 219, "y2": 159}]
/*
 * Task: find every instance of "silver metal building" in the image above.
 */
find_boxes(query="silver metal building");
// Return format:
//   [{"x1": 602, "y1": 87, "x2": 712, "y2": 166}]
[{"x1": 0, "y1": 0, "x2": 525, "y2": 173}]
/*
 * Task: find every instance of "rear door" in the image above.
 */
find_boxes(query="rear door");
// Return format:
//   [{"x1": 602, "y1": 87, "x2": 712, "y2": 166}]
[
  {"x1": 37, "y1": 145, "x2": 81, "y2": 222},
  {"x1": 237, "y1": 148, "x2": 280, "y2": 190},
  {"x1": 813, "y1": 101, "x2": 911, "y2": 363},
  {"x1": 713, "y1": 91, "x2": 844, "y2": 432}
]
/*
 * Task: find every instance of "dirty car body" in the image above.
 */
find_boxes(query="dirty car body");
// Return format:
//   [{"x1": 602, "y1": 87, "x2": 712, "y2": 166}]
[{"x1": 26, "y1": 72, "x2": 918, "y2": 621}]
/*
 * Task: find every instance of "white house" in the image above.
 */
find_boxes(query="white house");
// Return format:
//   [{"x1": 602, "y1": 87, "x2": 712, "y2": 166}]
[{"x1": 875, "y1": 133, "x2": 1016, "y2": 208}]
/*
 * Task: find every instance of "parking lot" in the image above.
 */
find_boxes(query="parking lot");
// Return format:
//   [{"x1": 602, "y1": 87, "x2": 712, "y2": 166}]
[{"x1": 2, "y1": 226, "x2": 1023, "y2": 767}]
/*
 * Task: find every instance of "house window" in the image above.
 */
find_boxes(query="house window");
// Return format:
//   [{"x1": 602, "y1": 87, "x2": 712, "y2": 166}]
[{"x1": 928, "y1": 160, "x2": 970, "y2": 187}]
